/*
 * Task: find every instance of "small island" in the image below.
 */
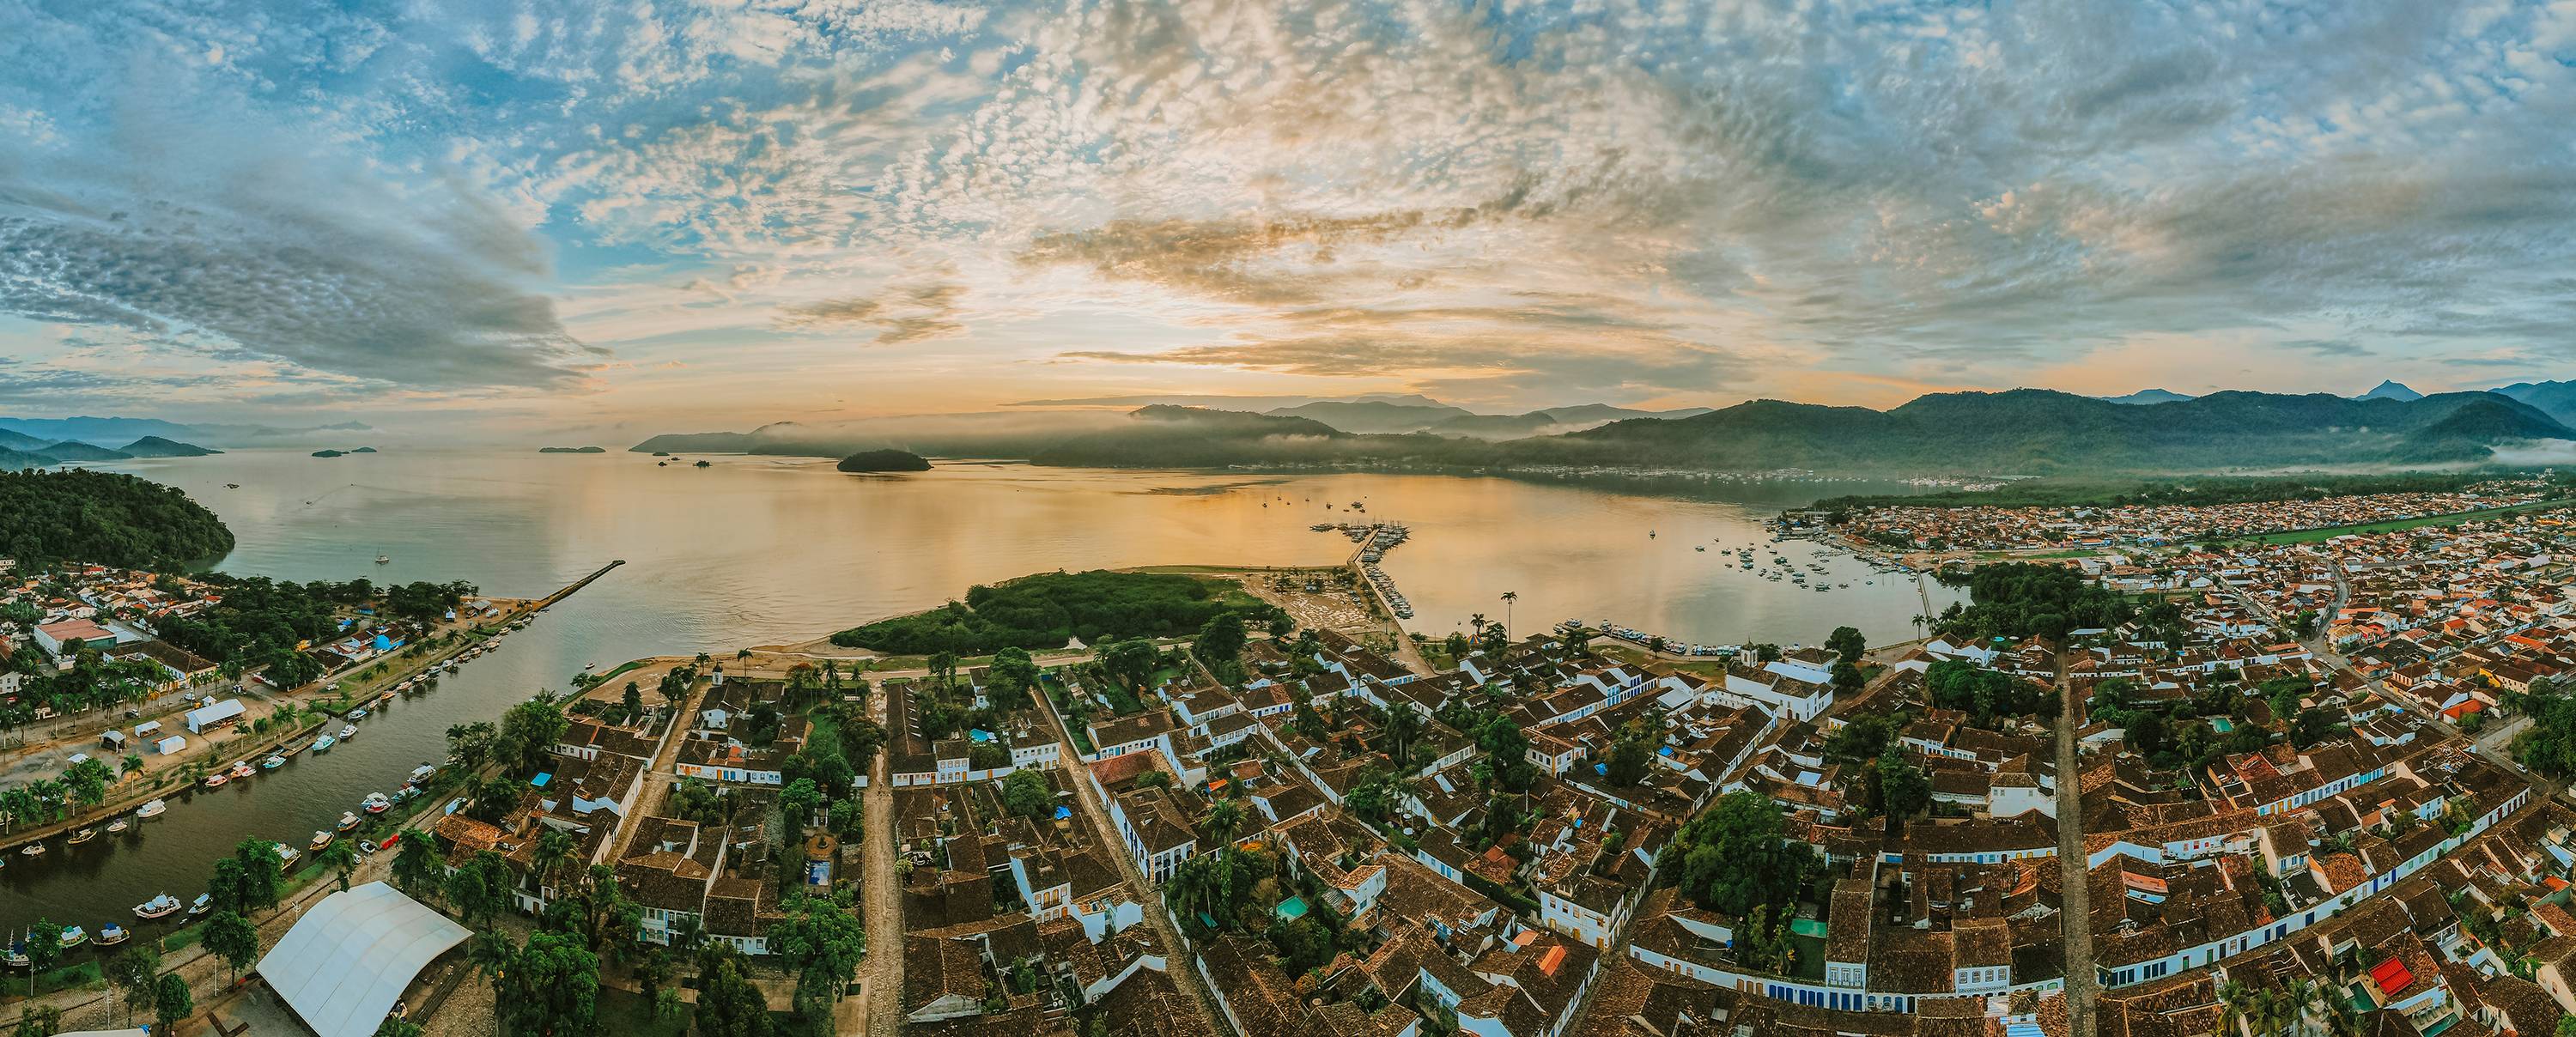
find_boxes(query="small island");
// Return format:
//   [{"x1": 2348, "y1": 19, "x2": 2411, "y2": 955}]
[
  {"x1": 119, "y1": 436, "x2": 222, "y2": 458},
  {"x1": 835, "y1": 449, "x2": 933, "y2": 473},
  {"x1": 352, "y1": 446, "x2": 378, "y2": 453},
  {"x1": 311, "y1": 449, "x2": 346, "y2": 458},
  {"x1": 539, "y1": 446, "x2": 608, "y2": 454}
]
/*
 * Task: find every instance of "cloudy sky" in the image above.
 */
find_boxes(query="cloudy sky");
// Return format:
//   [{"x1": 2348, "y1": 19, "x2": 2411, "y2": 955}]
[{"x1": 4, "y1": 0, "x2": 2576, "y2": 433}]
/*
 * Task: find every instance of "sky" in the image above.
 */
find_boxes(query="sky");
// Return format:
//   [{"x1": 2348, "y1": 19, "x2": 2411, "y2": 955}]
[{"x1": 4, "y1": 0, "x2": 2576, "y2": 437}]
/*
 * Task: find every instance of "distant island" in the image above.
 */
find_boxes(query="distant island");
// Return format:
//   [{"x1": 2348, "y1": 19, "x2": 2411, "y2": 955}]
[
  {"x1": 352, "y1": 446, "x2": 377, "y2": 453},
  {"x1": 314, "y1": 446, "x2": 380, "y2": 458},
  {"x1": 835, "y1": 449, "x2": 932, "y2": 473},
  {"x1": 540, "y1": 446, "x2": 608, "y2": 454},
  {"x1": 121, "y1": 436, "x2": 222, "y2": 458}
]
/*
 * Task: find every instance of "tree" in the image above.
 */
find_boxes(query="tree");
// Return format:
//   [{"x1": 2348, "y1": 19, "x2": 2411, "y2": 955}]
[
  {"x1": 1826, "y1": 626, "x2": 1867, "y2": 666},
  {"x1": 10, "y1": 1007, "x2": 62, "y2": 1037},
  {"x1": 497, "y1": 694, "x2": 569, "y2": 776},
  {"x1": 781, "y1": 778, "x2": 823, "y2": 843},
  {"x1": 1830, "y1": 660, "x2": 1865, "y2": 694},
  {"x1": 532, "y1": 827, "x2": 574, "y2": 908},
  {"x1": 1101, "y1": 639, "x2": 1157, "y2": 690},
  {"x1": 1661, "y1": 792, "x2": 1821, "y2": 919},
  {"x1": 223, "y1": 837, "x2": 283, "y2": 913},
  {"x1": 1605, "y1": 721, "x2": 1655, "y2": 787},
  {"x1": 695, "y1": 954, "x2": 777, "y2": 1037},
  {"x1": 392, "y1": 828, "x2": 441, "y2": 896},
  {"x1": 1003, "y1": 767, "x2": 1054, "y2": 821},
  {"x1": 622, "y1": 681, "x2": 645, "y2": 723},
  {"x1": 321, "y1": 837, "x2": 361, "y2": 893},
  {"x1": 445, "y1": 850, "x2": 516, "y2": 928},
  {"x1": 204, "y1": 910, "x2": 262, "y2": 985},
  {"x1": 1202, "y1": 798, "x2": 1245, "y2": 849},
  {"x1": 773, "y1": 893, "x2": 866, "y2": 1022},
  {"x1": 494, "y1": 931, "x2": 601, "y2": 1037},
  {"x1": 1877, "y1": 756, "x2": 1931, "y2": 818},
  {"x1": 108, "y1": 943, "x2": 163, "y2": 1028},
  {"x1": 10, "y1": 919, "x2": 45, "y2": 995},
  {"x1": 153, "y1": 971, "x2": 193, "y2": 1033},
  {"x1": 1498, "y1": 591, "x2": 1517, "y2": 639}
]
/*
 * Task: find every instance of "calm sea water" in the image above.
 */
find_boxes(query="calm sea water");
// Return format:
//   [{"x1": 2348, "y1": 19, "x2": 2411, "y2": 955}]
[{"x1": 0, "y1": 449, "x2": 1960, "y2": 934}]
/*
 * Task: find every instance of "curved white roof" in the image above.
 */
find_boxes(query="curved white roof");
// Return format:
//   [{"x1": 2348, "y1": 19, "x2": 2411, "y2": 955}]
[{"x1": 257, "y1": 882, "x2": 470, "y2": 1037}]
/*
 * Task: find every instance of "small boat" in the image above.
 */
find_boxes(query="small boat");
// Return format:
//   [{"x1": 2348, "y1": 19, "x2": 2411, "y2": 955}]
[
  {"x1": 133, "y1": 894, "x2": 183, "y2": 920},
  {"x1": 308, "y1": 831, "x2": 333, "y2": 852},
  {"x1": 4, "y1": 939, "x2": 25, "y2": 967},
  {"x1": 361, "y1": 792, "x2": 392, "y2": 815},
  {"x1": 336, "y1": 810, "x2": 361, "y2": 832},
  {"x1": 18, "y1": 842, "x2": 44, "y2": 858},
  {"x1": 582, "y1": 661, "x2": 597, "y2": 671},
  {"x1": 58, "y1": 925, "x2": 85, "y2": 949},
  {"x1": 275, "y1": 843, "x2": 301, "y2": 868},
  {"x1": 95, "y1": 925, "x2": 128, "y2": 947},
  {"x1": 337, "y1": 725, "x2": 357, "y2": 740},
  {"x1": 375, "y1": 555, "x2": 392, "y2": 565},
  {"x1": 204, "y1": 771, "x2": 228, "y2": 788},
  {"x1": 264, "y1": 755, "x2": 287, "y2": 770},
  {"x1": 229, "y1": 760, "x2": 255, "y2": 779},
  {"x1": 67, "y1": 828, "x2": 97, "y2": 846},
  {"x1": 349, "y1": 708, "x2": 369, "y2": 720},
  {"x1": 311, "y1": 734, "x2": 336, "y2": 753},
  {"x1": 106, "y1": 817, "x2": 128, "y2": 834},
  {"x1": 188, "y1": 894, "x2": 211, "y2": 916},
  {"x1": 136, "y1": 799, "x2": 166, "y2": 820},
  {"x1": 409, "y1": 764, "x2": 438, "y2": 783}
]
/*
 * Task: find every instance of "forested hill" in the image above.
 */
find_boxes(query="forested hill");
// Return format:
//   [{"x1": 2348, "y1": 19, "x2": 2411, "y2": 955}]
[{"x1": 0, "y1": 469, "x2": 235, "y2": 568}]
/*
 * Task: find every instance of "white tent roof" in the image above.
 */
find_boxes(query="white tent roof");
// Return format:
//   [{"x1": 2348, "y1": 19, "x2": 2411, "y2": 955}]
[{"x1": 257, "y1": 882, "x2": 469, "y2": 1037}]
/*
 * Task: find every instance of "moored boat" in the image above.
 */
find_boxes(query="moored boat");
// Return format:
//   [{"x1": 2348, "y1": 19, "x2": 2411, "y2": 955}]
[
  {"x1": 264, "y1": 754, "x2": 287, "y2": 770},
  {"x1": 188, "y1": 894, "x2": 211, "y2": 916},
  {"x1": 133, "y1": 894, "x2": 183, "y2": 920},
  {"x1": 203, "y1": 771, "x2": 228, "y2": 788},
  {"x1": 228, "y1": 760, "x2": 255, "y2": 779},
  {"x1": 95, "y1": 925, "x2": 128, "y2": 947},
  {"x1": 18, "y1": 842, "x2": 42, "y2": 858},
  {"x1": 67, "y1": 828, "x2": 96, "y2": 846},
  {"x1": 311, "y1": 734, "x2": 336, "y2": 753},
  {"x1": 337, "y1": 725, "x2": 357, "y2": 739},
  {"x1": 105, "y1": 817, "x2": 128, "y2": 834},
  {"x1": 58, "y1": 925, "x2": 85, "y2": 949},
  {"x1": 307, "y1": 831, "x2": 333, "y2": 852},
  {"x1": 336, "y1": 811, "x2": 361, "y2": 833},
  {"x1": 275, "y1": 843, "x2": 301, "y2": 868},
  {"x1": 349, "y1": 707, "x2": 368, "y2": 720},
  {"x1": 361, "y1": 792, "x2": 393, "y2": 815},
  {"x1": 136, "y1": 799, "x2": 167, "y2": 820}
]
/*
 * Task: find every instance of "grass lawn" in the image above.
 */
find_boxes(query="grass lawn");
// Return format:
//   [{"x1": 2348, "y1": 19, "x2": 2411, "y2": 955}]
[
  {"x1": 0, "y1": 961, "x2": 106, "y2": 1002},
  {"x1": 594, "y1": 659, "x2": 647, "y2": 683},
  {"x1": 2233, "y1": 498, "x2": 2576, "y2": 545},
  {"x1": 158, "y1": 923, "x2": 208, "y2": 954}
]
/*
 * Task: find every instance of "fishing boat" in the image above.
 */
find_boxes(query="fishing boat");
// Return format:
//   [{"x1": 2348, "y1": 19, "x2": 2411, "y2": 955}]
[
  {"x1": 58, "y1": 925, "x2": 86, "y2": 949},
  {"x1": 275, "y1": 843, "x2": 301, "y2": 868},
  {"x1": 336, "y1": 810, "x2": 361, "y2": 833},
  {"x1": 133, "y1": 894, "x2": 183, "y2": 920},
  {"x1": 375, "y1": 555, "x2": 392, "y2": 565},
  {"x1": 308, "y1": 831, "x2": 333, "y2": 852},
  {"x1": 311, "y1": 734, "x2": 337, "y2": 753},
  {"x1": 5, "y1": 937, "x2": 26, "y2": 968},
  {"x1": 264, "y1": 754, "x2": 287, "y2": 770},
  {"x1": 136, "y1": 798, "x2": 166, "y2": 820},
  {"x1": 67, "y1": 828, "x2": 96, "y2": 846},
  {"x1": 361, "y1": 792, "x2": 393, "y2": 815},
  {"x1": 337, "y1": 725, "x2": 357, "y2": 740},
  {"x1": 105, "y1": 817, "x2": 128, "y2": 834},
  {"x1": 188, "y1": 894, "x2": 211, "y2": 917},
  {"x1": 95, "y1": 925, "x2": 128, "y2": 947}
]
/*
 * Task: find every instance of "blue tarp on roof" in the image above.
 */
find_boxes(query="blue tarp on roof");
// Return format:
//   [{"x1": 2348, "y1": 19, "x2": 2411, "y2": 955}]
[
  {"x1": 531, "y1": 773, "x2": 552, "y2": 787},
  {"x1": 1658, "y1": 746, "x2": 1674, "y2": 756},
  {"x1": 1054, "y1": 806, "x2": 1072, "y2": 821},
  {"x1": 372, "y1": 634, "x2": 392, "y2": 652}
]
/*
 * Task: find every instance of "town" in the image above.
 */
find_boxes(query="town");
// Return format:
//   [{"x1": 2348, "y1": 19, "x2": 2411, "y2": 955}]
[{"x1": 13, "y1": 482, "x2": 2576, "y2": 1037}]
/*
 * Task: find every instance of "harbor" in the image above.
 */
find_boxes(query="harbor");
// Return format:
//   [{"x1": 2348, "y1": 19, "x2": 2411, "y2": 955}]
[{"x1": 1314, "y1": 519, "x2": 1417, "y2": 620}]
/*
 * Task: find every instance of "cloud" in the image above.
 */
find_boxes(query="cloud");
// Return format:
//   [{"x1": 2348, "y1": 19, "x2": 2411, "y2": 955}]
[{"x1": 777, "y1": 282, "x2": 967, "y2": 344}]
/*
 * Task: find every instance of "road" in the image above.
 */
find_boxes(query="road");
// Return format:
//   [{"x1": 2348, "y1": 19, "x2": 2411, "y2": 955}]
[
  {"x1": 603, "y1": 662, "x2": 714, "y2": 864},
  {"x1": 1031, "y1": 677, "x2": 1234, "y2": 1036},
  {"x1": 860, "y1": 699, "x2": 902, "y2": 1037},
  {"x1": 2052, "y1": 652, "x2": 2098, "y2": 1037}
]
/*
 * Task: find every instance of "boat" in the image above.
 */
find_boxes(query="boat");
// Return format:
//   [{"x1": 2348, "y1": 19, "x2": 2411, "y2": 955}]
[
  {"x1": 203, "y1": 771, "x2": 228, "y2": 787},
  {"x1": 136, "y1": 798, "x2": 166, "y2": 820},
  {"x1": 308, "y1": 831, "x2": 333, "y2": 852},
  {"x1": 95, "y1": 925, "x2": 128, "y2": 947},
  {"x1": 58, "y1": 925, "x2": 85, "y2": 949},
  {"x1": 5, "y1": 938, "x2": 26, "y2": 968},
  {"x1": 582, "y1": 661, "x2": 597, "y2": 671},
  {"x1": 67, "y1": 828, "x2": 96, "y2": 846},
  {"x1": 361, "y1": 792, "x2": 392, "y2": 815},
  {"x1": 264, "y1": 755, "x2": 287, "y2": 770},
  {"x1": 337, "y1": 725, "x2": 357, "y2": 739},
  {"x1": 409, "y1": 764, "x2": 438, "y2": 783},
  {"x1": 188, "y1": 894, "x2": 211, "y2": 916},
  {"x1": 375, "y1": 555, "x2": 392, "y2": 565},
  {"x1": 133, "y1": 894, "x2": 183, "y2": 920},
  {"x1": 311, "y1": 734, "x2": 336, "y2": 753},
  {"x1": 229, "y1": 760, "x2": 255, "y2": 779},
  {"x1": 349, "y1": 707, "x2": 369, "y2": 720},
  {"x1": 275, "y1": 843, "x2": 301, "y2": 867},
  {"x1": 336, "y1": 810, "x2": 361, "y2": 832},
  {"x1": 106, "y1": 817, "x2": 128, "y2": 834}
]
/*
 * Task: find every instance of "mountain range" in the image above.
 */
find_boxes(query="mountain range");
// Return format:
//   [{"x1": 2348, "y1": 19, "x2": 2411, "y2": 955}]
[
  {"x1": 0, "y1": 434, "x2": 224, "y2": 470},
  {"x1": 0, "y1": 415, "x2": 370, "y2": 447},
  {"x1": 630, "y1": 388, "x2": 2576, "y2": 477}
]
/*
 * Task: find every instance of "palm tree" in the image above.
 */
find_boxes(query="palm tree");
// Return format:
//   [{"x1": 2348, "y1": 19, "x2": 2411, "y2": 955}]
[
  {"x1": 319, "y1": 839, "x2": 359, "y2": 893},
  {"x1": 1201, "y1": 799, "x2": 1244, "y2": 850},
  {"x1": 1385, "y1": 706, "x2": 1423, "y2": 770},
  {"x1": 531, "y1": 828, "x2": 574, "y2": 910},
  {"x1": 465, "y1": 931, "x2": 515, "y2": 1034},
  {"x1": 1499, "y1": 591, "x2": 1517, "y2": 639},
  {"x1": 2216, "y1": 980, "x2": 2255, "y2": 1037}
]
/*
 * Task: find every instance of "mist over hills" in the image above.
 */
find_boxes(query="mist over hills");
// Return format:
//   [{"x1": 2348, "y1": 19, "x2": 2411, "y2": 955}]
[
  {"x1": 629, "y1": 388, "x2": 2576, "y2": 477},
  {"x1": 0, "y1": 415, "x2": 369, "y2": 447}
]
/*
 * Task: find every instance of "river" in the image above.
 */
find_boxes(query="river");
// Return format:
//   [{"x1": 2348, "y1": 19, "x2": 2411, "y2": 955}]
[{"x1": 0, "y1": 449, "x2": 1962, "y2": 936}]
